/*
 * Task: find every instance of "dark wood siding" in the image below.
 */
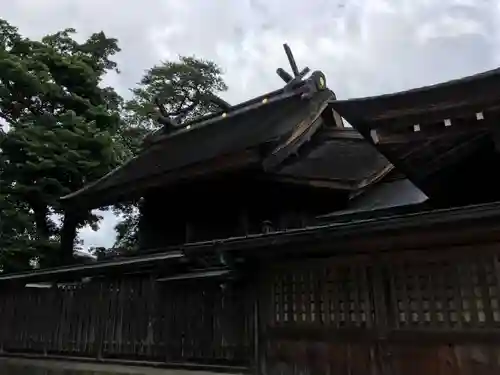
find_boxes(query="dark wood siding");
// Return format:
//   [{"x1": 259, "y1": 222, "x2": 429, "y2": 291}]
[
  {"x1": 259, "y1": 248, "x2": 500, "y2": 375},
  {"x1": 2, "y1": 232, "x2": 500, "y2": 374},
  {"x1": 0, "y1": 276, "x2": 254, "y2": 368}
]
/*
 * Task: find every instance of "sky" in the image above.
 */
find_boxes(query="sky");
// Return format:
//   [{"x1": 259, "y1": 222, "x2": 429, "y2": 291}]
[{"x1": 2, "y1": 0, "x2": 500, "y2": 250}]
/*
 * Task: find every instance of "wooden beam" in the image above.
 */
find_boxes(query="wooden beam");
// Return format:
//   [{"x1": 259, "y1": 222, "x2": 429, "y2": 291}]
[
  {"x1": 375, "y1": 124, "x2": 489, "y2": 145},
  {"x1": 68, "y1": 149, "x2": 262, "y2": 209},
  {"x1": 315, "y1": 127, "x2": 364, "y2": 141},
  {"x1": 262, "y1": 175, "x2": 356, "y2": 190},
  {"x1": 263, "y1": 99, "x2": 329, "y2": 171},
  {"x1": 368, "y1": 110, "x2": 500, "y2": 147},
  {"x1": 265, "y1": 162, "x2": 393, "y2": 191},
  {"x1": 408, "y1": 133, "x2": 487, "y2": 179},
  {"x1": 266, "y1": 325, "x2": 500, "y2": 344},
  {"x1": 156, "y1": 269, "x2": 231, "y2": 282},
  {"x1": 366, "y1": 99, "x2": 500, "y2": 126},
  {"x1": 0, "y1": 354, "x2": 249, "y2": 373},
  {"x1": 0, "y1": 251, "x2": 185, "y2": 283}
]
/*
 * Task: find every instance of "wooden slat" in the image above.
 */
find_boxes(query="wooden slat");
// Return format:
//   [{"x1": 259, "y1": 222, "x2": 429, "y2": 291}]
[
  {"x1": 478, "y1": 258, "x2": 494, "y2": 325},
  {"x1": 451, "y1": 263, "x2": 465, "y2": 329},
  {"x1": 465, "y1": 262, "x2": 480, "y2": 327},
  {"x1": 4, "y1": 244, "x2": 500, "y2": 374}
]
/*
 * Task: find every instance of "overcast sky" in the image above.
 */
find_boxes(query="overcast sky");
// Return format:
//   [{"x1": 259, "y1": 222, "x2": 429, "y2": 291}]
[{"x1": 2, "y1": 0, "x2": 499, "y2": 249}]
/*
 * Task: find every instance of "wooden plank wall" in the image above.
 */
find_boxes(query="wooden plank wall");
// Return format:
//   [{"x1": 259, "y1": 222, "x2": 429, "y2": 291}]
[
  {"x1": 2, "y1": 245, "x2": 500, "y2": 374},
  {"x1": 0, "y1": 276, "x2": 254, "y2": 367},
  {"x1": 260, "y1": 247, "x2": 500, "y2": 375}
]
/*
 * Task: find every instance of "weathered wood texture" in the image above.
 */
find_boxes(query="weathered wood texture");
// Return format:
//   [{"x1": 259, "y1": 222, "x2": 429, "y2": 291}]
[
  {"x1": 0, "y1": 277, "x2": 253, "y2": 367},
  {"x1": 260, "y1": 248, "x2": 500, "y2": 375},
  {"x1": 2, "y1": 244, "x2": 500, "y2": 374}
]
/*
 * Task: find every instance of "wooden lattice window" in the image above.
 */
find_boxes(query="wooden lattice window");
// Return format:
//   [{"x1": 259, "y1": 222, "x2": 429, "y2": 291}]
[
  {"x1": 271, "y1": 264, "x2": 375, "y2": 328},
  {"x1": 388, "y1": 255, "x2": 500, "y2": 329}
]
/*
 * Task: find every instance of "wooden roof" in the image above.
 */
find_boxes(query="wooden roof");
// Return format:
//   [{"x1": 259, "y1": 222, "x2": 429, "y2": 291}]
[
  {"x1": 7, "y1": 199, "x2": 500, "y2": 283},
  {"x1": 329, "y1": 67, "x2": 500, "y2": 125},
  {"x1": 330, "y1": 67, "x2": 500, "y2": 206},
  {"x1": 268, "y1": 127, "x2": 392, "y2": 190},
  {"x1": 62, "y1": 87, "x2": 335, "y2": 208},
  {"x1": 0, "y1": 251, "x2": 184, "y2": 283},
  {"x1": 61, "y1": 78, "x2": 393, "y2": 209}
]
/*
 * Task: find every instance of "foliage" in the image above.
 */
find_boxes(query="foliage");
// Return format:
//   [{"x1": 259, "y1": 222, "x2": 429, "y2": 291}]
[
  {"x1": 126, "y1": 56, "x2": 228, "y2": 129},
  {"x1": 0, "y1": 19, "x2": 125, "y2": 268},
  {"x1": 0, "y1": 18, "x2": 229, "y2": 267},
  {"x1": 112, "y1": 201, "x2": 140, "y2": 251},
  {"x1": 0, "y1": 192, "x2": 39, "y2": 272},
  {"x1": 110, "y1": 56, "x2": 228, "y2": 252}
]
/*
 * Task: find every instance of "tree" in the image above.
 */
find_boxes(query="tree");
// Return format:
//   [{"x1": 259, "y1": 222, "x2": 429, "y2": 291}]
[
  {"x1": 0, "y1": 19, "x2": 126, "y2": 267},
  {"x1": 126, "y1": 56, "x2": 228, "y2": 129},
  {"x1": 0, "y1": 189, "x2": 38, "y2": 272},
  {"x1": 111, "y1": 56, "x2": 228, "y2": 252}
]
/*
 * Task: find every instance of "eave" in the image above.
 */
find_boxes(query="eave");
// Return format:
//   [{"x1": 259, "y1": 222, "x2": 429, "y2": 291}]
[
  {"x1": 61, "y1": 88, "x2": 335, "y2": 209},
  {"x1": 0, "y1": 251, "x2": 184, "y2": 283},
  {"x1": 61, "y1": 148, "x2": 262, "y2": 209},
  {"x1": 182, "y1": 199, "x2": 500, "y2": 259},
  {"x1": 330, "y1": 67, "x2": 500, "y2": 206},
  {"x1": 5, "y1": 200, "x2": 500, "y2": 283},
  {"x1": 266, "y1": 126, "x2": 393, "y2": 190}
]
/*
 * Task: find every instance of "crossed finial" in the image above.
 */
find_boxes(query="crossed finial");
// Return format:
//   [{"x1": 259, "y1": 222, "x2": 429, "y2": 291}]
[
  {"x1": 276, "y1": 44, "x2": 311, "y2": 86},
  {"x1": 276, "y1": 44, "x2": 328, "y2": 99},
  {"x1": 154, "y1": 43, "x2": 325, "y2": 134}
]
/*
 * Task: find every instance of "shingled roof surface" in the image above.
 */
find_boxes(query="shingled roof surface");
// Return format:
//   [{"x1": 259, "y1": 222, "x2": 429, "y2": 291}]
[
  {"x1": 62, "y1": 88, "x2": 334, "y2": 207},
  {"x1": 329, "y1": 66, "x2": 500, "y2": 206},
  {"x1": 329, "y1": 67, "x2": 500, "y2": 127},
  {"x1": 272, "y1": 128, "x2": 392, "y2": 189}
]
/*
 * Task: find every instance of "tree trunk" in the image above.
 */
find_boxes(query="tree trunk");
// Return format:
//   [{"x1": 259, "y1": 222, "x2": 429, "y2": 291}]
[
  {"x1": 31, "y1": 204, "x2": 51, "y2": 240},
  {"x1": 60, "y1": 210, "x2": 79, "y2": 265}
]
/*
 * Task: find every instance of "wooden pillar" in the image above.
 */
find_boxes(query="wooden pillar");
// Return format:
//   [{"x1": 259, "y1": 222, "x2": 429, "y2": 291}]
[
  {"x1": 370, "y1": 256, "x2": 393, "y2": 375},
  {"x1": 59, "y1": 207, "x2": 82, "y2": 265},
  {"x1": 95, "y1": 281, "x2": 105, "y2": 360}
]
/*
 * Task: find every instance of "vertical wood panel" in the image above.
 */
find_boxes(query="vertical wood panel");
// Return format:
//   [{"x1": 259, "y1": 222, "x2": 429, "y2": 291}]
[
  {"x1": 2, "y1": 246, "x2": 500, "y2": 375},
  {"x1": 261, "y1": 250, "x2": 500, "y2": 375}
]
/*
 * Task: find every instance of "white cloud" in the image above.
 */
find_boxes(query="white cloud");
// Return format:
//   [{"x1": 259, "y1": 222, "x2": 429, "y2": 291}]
[
  {"x1": 78, "y1": 210, "x2": 120, "y2": 251},
  {"x1": 417, "y1": 15, "x2": 487, "y2": 42},
  {"x1": 2, "y1": 0, "x2": 500, "y2": 248}
]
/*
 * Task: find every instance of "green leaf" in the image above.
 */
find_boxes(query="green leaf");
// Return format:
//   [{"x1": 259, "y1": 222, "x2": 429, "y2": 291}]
[{"x1": 0, "y1": 18, "x2": 125, "y2": 268}]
